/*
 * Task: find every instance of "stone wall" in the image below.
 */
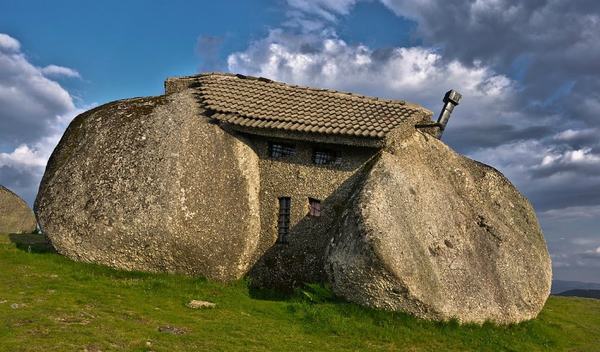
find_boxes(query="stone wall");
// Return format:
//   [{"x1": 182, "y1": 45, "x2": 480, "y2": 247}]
[
  {"x1": 246, "y1": 135, "x2": 378, "y2": 287},
  {"x1": 164, "y1": 76, "x2": 199, "y2": 95}
]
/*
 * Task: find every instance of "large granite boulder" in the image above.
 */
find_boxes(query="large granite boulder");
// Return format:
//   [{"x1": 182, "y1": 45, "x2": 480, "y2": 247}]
[
  {"x1": 325, "y1": 130, "x2": 552, "y2": 324},
  {"x1": 35, "y1": 91, "x2": 262, "y2": 281},
  {"x1": 0, "y1": 185, "x2": 37, "y2": 234}
]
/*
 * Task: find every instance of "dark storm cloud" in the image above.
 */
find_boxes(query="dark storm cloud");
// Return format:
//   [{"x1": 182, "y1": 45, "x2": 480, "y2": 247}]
[
  {"x1": 0, "y1": 164, "x2": 41, "y2": 204},
  {"x1": 381, "y1": 0, "x2": 600, "y2": 124},
  {"x1": 445, "y1": 123, "x2": 553, "y2": 152},
  {"x1": 529, "y1": 179, "x2": 600, "y2": 212},
  {"x1": 381, "y1": 0, "x2": 600, "y2": 70},
  {"x1": 378, "y1": 0, "x2": 600, "y2": 198},
  {"x1": 531, "y1": 158, "x2": 600, "y2": 180}
]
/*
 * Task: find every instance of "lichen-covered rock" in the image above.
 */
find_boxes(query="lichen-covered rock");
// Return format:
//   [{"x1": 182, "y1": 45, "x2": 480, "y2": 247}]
[
  {"x1": 325, "y1": 131, "x2": 552, "y2": 324},
  {"x1": 35, "y1": 91, "x2": 262, "y2": 281},
  {"x1": 0, "y1": 185, "x2": 37, "y2": 234}
]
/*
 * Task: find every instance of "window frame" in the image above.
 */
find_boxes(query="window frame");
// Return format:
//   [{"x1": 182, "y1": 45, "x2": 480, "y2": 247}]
[
  {"x1": 269, "y1": 142, "x2": 296, "y2": 159},
  {"x1": 312, "y1": 148, "x2": 341, "y2": 166},
  {"x1": 277, "y1": 196, "x2": 292, "y2": 244},
  {"x1": 308, "y1": 198, "x2": 322, "y2": 217}
]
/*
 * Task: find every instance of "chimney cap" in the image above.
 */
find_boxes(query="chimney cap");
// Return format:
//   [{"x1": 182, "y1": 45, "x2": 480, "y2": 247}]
[{"x1": 443, "y1": 90, "x2": 462, "y2": 105}]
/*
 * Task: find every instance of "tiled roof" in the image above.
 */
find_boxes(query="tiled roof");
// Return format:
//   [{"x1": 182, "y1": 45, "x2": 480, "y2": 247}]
[{"x1": 173, "y1": 73, "x2": 431, "y2": 139}]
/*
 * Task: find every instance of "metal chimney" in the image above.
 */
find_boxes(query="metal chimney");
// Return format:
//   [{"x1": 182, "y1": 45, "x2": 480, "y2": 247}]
[{"x1": 435, "y1": 90, "x2": 462, "y2": 139}]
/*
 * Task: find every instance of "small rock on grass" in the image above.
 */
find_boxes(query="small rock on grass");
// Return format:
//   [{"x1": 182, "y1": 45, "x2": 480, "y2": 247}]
[
  {"x1": 187, "y1": 300, "x2": 216, "y2": 309},
  {"x1": 158, "y1": 325, "x2": 188, "y2": 335}
]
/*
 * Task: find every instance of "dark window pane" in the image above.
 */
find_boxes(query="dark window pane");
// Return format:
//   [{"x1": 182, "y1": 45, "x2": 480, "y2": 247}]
[
  {"x1": 313, "y1": 149, "x2": 339, "y2": 165},
  {"x1": 269, "y1": 142, "x2": 296, "y2": 158},
  {"x1": 277, "y1": 197, "x2": 291, "y2": 243},
  {"x1": 308, "y1": 198, "x2": 321, "y2": 217}
]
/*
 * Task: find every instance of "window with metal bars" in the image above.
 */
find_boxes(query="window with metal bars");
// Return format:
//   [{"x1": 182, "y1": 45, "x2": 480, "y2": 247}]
[
  {"x1": 308, "y1": 198, "x2": 321, "y2": 217},
  {"x1": 277, "y1": 197, "x2": 291, "y2": 243},
  {"x1": 313, "y1": 149, "x2": 341, "y2": 165},
  {"x1": 269, "y1": 142, "x2": 296, "y2": 158}
]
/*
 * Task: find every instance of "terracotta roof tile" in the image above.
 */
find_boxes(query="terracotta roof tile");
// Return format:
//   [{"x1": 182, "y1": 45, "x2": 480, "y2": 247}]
[{"x1": 171, "y1": 73, "x2": 432, "y2": 139}]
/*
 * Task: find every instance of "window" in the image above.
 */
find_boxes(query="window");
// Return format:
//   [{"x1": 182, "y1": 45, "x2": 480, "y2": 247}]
[
  {"x1": 308, "y1": 198, "x2": 321, "y2": 217},
  {"x1": 313, "y1": 149, "x2": 341, "y2": 165},
  {"x1": 277, "y1": 197, "x2": 291, "y2": 243},
  {"x1": 269, "y1": 142, "x2": 296, "y2": 158}
]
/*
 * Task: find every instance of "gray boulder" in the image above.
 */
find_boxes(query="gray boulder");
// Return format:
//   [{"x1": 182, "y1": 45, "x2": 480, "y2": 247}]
[
  {"x1": 325, "y1": 130, "x2": 552, "y2": 324},
  {"x1": 0, "y1": 185, "x2": 37, "y2": 234},
  {"x1": 35, "y1": 91, "x2": 262, "y2": 281}
]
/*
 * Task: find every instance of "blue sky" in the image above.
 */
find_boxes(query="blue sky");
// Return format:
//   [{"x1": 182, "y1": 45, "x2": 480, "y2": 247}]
[
  {"x1": 0, "y1": 0, "x2": 416, "y2": 104},
  {"x1": 0, "y1": 0, "x2": 283, "y2": 103},
  {"x1": 1, "y1": 0, "x2": 599, "y2": 283}
]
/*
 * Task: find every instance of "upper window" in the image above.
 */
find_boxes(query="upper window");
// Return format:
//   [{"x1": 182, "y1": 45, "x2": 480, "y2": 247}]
[
  {"x1": 313, "y1": 149, "x2": 341, "y2": 165},
  {"x1": 308, "y1": 198, "x2": 321, "y2": 217},
  {"x1": 269, "y1": 142, "x2": 296, "y2": 158}
]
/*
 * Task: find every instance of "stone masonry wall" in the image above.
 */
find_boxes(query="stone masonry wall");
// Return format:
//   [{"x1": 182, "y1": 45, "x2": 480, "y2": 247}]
[{"x1": 245, "y1": 135, "x2": 378, "y2": 287}]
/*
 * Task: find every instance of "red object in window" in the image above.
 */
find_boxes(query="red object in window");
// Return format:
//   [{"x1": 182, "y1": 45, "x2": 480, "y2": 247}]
[{"x1": 309, "y1": 198, "x2": 321, "y2": 217}]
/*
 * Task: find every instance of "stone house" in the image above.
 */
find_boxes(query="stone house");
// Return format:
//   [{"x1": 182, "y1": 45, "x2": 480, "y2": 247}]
[
  {"x1": 166, "y1": 74, "x2": 433, "y2": 247},
  {"x1": 36, "y1": 73, "x2": 551, "y2": 323},
  {"x1": 163, "y1": 73, "x2": 448, "y2": 286}
]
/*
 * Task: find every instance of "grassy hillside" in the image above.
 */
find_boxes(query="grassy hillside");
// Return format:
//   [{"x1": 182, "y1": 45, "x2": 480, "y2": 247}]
[{"x1": 0, "y1": 234, "x2": 598, "y2": 352}]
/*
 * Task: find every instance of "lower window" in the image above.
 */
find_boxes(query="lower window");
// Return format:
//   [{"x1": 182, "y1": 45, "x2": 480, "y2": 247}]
[
  {"x1": 277, "y1": 197, "x2": 291, "y2": 243},
  {"x1": 308, "y1": 198, "x2": 321, "y2": 217}
]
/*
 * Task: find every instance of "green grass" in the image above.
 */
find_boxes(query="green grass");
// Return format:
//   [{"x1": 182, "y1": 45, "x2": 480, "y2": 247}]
[{"x1": 0, "y1": 234, "x2": 598, "y2": 352}]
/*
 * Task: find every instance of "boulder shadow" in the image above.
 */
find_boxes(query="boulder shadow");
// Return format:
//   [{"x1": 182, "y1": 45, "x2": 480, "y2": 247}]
[
  {"x1": 247, "y1": 156, "x2": 379, "y2": 300},
  {"x1": 8, "y1": 233, "x2": 56, "y2": 253}
]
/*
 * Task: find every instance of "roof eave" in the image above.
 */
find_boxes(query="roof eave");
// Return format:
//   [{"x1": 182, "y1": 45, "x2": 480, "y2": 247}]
[{"x1": 221, "y1": 123, "x2": 385, "y2": 148}]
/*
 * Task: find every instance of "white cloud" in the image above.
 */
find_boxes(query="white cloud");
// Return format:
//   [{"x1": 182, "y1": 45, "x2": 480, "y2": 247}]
[
  {"x1": 533, "y1": 147, "x2": 600, "y2": 179},
  {"x1": 0, "y1": 33, "x2": 83, "y2": 204},
  {"x1": 0, "y1": 35, "x2": 76, "y2": 145},
  {"x1": 227, "y1": 30, "x2": 516, "y2": 120},
  {"x1": 542, "y1": 148, "x2": 600, "y2": 166},
  {"x1": 0, "y1": 145, "x2": 48, "y2": 169},
  {"x1": 0, "y1": 33, "x2": 21, "y2": 52},
  {"x1": 41, "y1": 64, "x2": 81, "y2": 79},
  {"x1": 554, "y1": 129, "x2": 592, "y2": 141},
  {"x1": 553, "y1": 128, "x2": 599, "y2": 146}
]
